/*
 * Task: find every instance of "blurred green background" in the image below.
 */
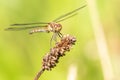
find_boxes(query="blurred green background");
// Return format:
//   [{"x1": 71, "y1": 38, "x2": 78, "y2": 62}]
[{"x1": 0, "y1": 0, "x2": 120, "y2": 80}]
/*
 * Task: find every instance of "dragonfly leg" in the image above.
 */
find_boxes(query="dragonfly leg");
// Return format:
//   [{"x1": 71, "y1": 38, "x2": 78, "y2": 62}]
[
  {"x1": 50, "y1": 32, "x2": 63, "y2": 48},
  {"x1": 50, "y1": 33, "x2": 57, "y2": 48},
  {"x1": 58, "y1": 32, "x2": 63, "y2": 38}
]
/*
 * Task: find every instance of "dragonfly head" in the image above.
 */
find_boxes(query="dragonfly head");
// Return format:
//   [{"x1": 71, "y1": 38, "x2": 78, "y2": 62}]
[
  {"x1": 55, "y1": 23, "x2": 62, "y2": 32},
  {"x1": 48, "y1": 22, "x2": 62, "y2": 33}
]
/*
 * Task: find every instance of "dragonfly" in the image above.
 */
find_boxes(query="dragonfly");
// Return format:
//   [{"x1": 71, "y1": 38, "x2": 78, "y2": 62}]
[{"x1": 5, "y1": 5, "x2": 86, "y2": 43}]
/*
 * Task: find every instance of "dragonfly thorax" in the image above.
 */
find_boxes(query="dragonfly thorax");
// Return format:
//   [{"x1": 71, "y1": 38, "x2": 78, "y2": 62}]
[{"x1": 48, "y1": 22, "x2": 62, "y2": 33}]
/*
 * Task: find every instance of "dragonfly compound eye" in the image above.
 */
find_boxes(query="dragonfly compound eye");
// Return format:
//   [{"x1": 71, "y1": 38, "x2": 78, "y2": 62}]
[{"x1": 56, "y1": 24, "x2": 62, "y2": 32}]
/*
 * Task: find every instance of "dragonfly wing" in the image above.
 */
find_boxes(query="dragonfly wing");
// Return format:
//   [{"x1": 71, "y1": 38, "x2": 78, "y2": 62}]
[
  {"x1": 11, "y1": 22, "x2": 49, "y2": 26},
  {"x1": 53, "y1": 5, "x2": 86, "y2": 22},
  {"x1": 55, "y1": 13, "x2": 77, "y2": 23},
  {"x1": 5, "y1": 26, "x2": 46, "y2": 31}
]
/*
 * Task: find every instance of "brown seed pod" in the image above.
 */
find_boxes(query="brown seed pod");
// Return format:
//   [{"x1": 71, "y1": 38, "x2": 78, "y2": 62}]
[{"x1": 34, "y1": 34, "x2": 76, "y2": 80}]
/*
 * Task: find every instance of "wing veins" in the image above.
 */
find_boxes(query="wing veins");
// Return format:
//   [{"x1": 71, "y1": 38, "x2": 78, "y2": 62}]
[
  {"x1": 5, "y1": 25, "x2": 46, "y2": 31},
  {"x1": 56, "y1": 13, "x2": 77, "y2": 23},
  {"x1": 53, "y1": 5, "x2": 86, "y2": 22},
  {"x1": 11, "y1": 22, "x2": 49, "y2": 26}
]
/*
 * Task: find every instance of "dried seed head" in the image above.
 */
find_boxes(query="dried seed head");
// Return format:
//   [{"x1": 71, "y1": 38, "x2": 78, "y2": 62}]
[
  {"x1": 34, "y1": 34, "x2": 76, "y2": 80},
  {"x1": 42, "y1": 34, "x2": 76, "y2": 71}
]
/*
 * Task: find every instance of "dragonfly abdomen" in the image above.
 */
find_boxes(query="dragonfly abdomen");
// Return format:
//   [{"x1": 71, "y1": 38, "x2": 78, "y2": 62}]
[{"x1": 29, "y1": 28, "x2": 49, "y2": 34}]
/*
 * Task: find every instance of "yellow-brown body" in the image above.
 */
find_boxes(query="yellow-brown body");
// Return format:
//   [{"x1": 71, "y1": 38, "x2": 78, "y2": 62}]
[{"x1": 29, "y1": 22, "x2": 62, "y2": 34}]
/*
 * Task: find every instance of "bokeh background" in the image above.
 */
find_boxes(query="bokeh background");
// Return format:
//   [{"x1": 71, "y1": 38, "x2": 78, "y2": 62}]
[{"x1": 0, "y1": 0, "x2": 120, "y2": 80}]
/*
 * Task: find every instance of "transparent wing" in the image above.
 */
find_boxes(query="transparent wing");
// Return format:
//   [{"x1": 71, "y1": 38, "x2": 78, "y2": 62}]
[
  {"x1": 5, "y1": 25, "x2": 46, "y2": 31},
  {"x1": 11, "y1": 22, "x2": 49, "y2": 26},
  {"x1": 56, "y1": 13, "x2": 77, "y2": 23},
  {"x1": 53, "y1": 5, "x2": 86, "y2": 22}
]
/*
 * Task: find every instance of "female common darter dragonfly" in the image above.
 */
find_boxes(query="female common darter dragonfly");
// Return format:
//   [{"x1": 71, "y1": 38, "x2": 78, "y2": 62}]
[{"x1": 5, "y1": 5, "x2": 86, "y2": 41}]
